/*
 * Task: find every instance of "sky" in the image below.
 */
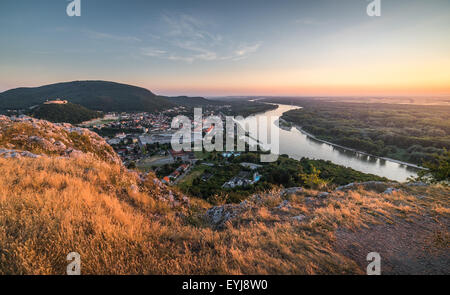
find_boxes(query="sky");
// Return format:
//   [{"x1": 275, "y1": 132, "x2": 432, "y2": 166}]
[{"x1": 0, "y1": 0, "x2": 449, "y2": 97}]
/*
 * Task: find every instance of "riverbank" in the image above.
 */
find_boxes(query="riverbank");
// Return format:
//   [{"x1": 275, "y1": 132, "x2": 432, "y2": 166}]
[
  {"x1": 237, "y1": 102, "x2": 421, "y2": 181},
  {"x1": 270, "y1": 103, "x2": 424, "y2": 171},
  {"x1": 288, "y1": 122, "x2": 424, "y2": 171}
]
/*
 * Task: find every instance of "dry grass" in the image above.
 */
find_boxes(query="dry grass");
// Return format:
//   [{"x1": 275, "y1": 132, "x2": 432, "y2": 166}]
[{"x1": 0, "y1": 156, "x2": 448, "y2": 274}]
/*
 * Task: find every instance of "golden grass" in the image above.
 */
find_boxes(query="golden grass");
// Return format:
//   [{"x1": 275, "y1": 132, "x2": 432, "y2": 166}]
[{"x1": 0, "y1": 156, "x2": 448, "y2": 274}]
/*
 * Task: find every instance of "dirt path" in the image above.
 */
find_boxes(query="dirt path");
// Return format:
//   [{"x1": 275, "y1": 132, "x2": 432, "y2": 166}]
[{"x1": 334, "y1": 216, "x2": 450, "y2": 274}]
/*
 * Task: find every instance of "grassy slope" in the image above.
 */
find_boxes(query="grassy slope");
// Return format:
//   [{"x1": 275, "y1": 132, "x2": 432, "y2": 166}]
[
  {"x1": 0, "y1": 155, "x2": 448, "y2": 274},
  {"x1": 0, "y1": 116, "x2": 448, "y2": 274}
]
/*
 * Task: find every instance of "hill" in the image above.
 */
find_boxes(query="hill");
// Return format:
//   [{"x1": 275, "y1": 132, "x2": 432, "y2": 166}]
[
  {"x1": 28, "y1": 102, "x2": 101, "y2": 124},
  {"x1": 167, "y1": 96, "x2": 224, "y2": 107},
  {"x1": 0, "y1": 81, "x2": 176, "y2": 112},
  {"x1": 0, "y1": 116, "x2": 448, "y2": 274}
]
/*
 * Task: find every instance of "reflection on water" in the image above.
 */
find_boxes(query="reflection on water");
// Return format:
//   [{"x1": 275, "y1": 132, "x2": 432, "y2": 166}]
[{"x1": 236, "y1": 104, "x2": 419, "y2": 182}]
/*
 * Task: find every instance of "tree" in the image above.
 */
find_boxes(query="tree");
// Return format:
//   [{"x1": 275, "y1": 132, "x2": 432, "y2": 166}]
[
  {"x1": 414, "y1": 149, "x2": 449, "y2": 184},
  {"x1": 299, "y1": 165, "x2": 328, "y2": 189}
]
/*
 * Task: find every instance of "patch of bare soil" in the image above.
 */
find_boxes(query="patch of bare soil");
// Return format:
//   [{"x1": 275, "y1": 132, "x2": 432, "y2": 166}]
[{"x1": 334, "y1": 216, "x2": 450, "y2": 275}]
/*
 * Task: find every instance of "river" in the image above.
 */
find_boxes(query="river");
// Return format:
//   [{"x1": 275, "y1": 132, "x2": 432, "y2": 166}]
[{"x1": 236, "y1": 103, "x2": 419, "y2": 182}]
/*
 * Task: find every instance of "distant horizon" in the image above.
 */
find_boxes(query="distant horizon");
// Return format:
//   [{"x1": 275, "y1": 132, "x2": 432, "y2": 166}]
[{"x1": 1, "y1": 79, "x2": 449, "y2": 99}]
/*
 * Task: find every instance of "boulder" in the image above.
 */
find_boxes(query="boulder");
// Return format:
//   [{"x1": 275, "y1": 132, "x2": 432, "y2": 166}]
[
  {"x1": 407, "y1": 181, "x2": 428, "y2": 187},
  {"x1": 318, "y1": 192, "x2": 330, "y2": 198},
  {"x1": 276, "y1": 200, "x2": 291, "y2": 210},
  {"x1": 292, "y1": 215, "x2": 306, "y2": 222},
  {"x1": 383, "y1": 188, "x2": 400, "y2": 195},
  {"x1": 282, "y1": 187, "x2": 303, "y2": 195},
  {"x1": 206, "y1": 204, "x2": 248, "y2": 228}
]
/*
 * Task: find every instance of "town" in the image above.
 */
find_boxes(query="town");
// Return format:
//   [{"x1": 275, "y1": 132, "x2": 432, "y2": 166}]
[{"x1": 81, "y1": 105, "x2": 263, "y2": 194}]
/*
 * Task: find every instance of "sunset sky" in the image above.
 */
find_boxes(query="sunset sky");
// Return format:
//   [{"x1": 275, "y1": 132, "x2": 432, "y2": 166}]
[{"x1": 1, "y1": 0, "x2": 449, "y2": 96}]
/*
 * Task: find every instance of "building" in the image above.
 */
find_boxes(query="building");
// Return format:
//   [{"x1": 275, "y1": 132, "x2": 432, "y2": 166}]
[
  {"x1": 107, "y1": 138, "x2": 121, "y2": 145},
  {"x1": 240, "y1": 162, "x2": 263, "y2": 170},
  {"x1": 44, "y1": 99, "x2": 68, "y2": 104}
]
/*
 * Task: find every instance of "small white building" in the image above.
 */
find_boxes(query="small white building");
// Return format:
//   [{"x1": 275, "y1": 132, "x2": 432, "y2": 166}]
[{"x1": 44, "y1": 99, "x2": 68, "y2": 105}]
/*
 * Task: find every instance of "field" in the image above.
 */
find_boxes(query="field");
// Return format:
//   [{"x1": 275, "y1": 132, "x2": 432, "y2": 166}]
[{"x1": 136, "y1": 155, "x2": 174, "y2": 171}]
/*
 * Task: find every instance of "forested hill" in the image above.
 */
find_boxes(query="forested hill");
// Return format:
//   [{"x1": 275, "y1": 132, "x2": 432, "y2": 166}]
[
  {"x1": 166, "y1": 96, "x2": 224, "y2": 106},
  {"x1": 28, "y1": 102, "x2": 101, "y2": 124},
  {"x1": 0, "y1": 81, "x2": 176, "y2": 112}
]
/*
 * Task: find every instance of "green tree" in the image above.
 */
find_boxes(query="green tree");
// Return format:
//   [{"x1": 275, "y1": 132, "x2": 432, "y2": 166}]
[
  {"x1": 414, "y1": 149, "x2": 449, "y2": 184},
  {"x1": 299, "y1": 166, "x2": 328, "y2": 189}
]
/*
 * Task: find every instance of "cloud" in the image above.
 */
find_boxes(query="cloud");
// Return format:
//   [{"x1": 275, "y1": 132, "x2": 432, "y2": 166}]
[
  {"x1": 235, "y1": 43, "x2": 262, "y2": 57},
  {"x1": 140, "y1": 13, "x2": 261, "y2": 63},
  {"x1": 84, "y1": 30, "x2": 142, "y2": 42},
  {"x1": 141, "y1": 48, "x2": 166, "y2": 57},
  {"x1": 294, "y1": 17, "x2": 327, "y2": 26}
]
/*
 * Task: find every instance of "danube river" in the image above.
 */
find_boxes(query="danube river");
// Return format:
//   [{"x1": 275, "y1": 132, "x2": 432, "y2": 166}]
[{"x1": 236, "y1": 104, "x2": 420, "y2": 182}]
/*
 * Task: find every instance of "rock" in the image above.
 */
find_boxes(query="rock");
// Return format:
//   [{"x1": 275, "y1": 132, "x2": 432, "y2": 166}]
[
  {"x1": 276, "y1": 200, "x2": 291, "y2": 209},
  {"x1": 21, "y1": 151, "x2": 40, "y2": 158},
  {"x1": 10, "y1": 152, "x2": 20, "y2": 158},
  {"x1": 54, "y1": 141, "x2": 66, "y2": 150},
  {"x1": 292, "y1": 215, "x2": 306, "y2": 222},
  {"x1": 282, "y1": 187, "x2": 303, "y2": 195},
  {"x1": 239, "y1": 200, "x2": 249, "y2": 207},
  {"x1": 67, "y1": 149, "x2": 84, "y2": 159},
  {"x1": 383, "y1": 188, "x2": 400, "y2": 195},
  {"x1": 0, "y1": 115, "x2": 10, "y2": 122},
  {"x1": 130, "y1": 184, "x2": 139, "y2": 193},
  {"x1": 335, "y1": 181, "x2": 397, "y2": 192},
  {"x1": 206, "y1": 204, "x2": 248, "y2": 228},
  {"x1": 407, "y1": 181, "x2": 428, "y2": 187},
  {"x1": 335, "y1": 183, "x2": 355, "y2": 191},
  {"x1": 153, "y1": 178, "x2": 163, "y2": 187},
  {"x1": 168, "y1": 192, "x2": 175, "y2": 202},
  {"x1": 318, "y1": 192, "x2": 329, "y2": 198},
  {"x1": 0, "y1": 148, "x2": 41, "y2": 159},
  {"x1": 182, "y1": 196, "x2": 190, "y2": 205}
]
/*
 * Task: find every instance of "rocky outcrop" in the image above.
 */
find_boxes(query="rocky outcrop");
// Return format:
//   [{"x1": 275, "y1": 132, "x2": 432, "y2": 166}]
[
  {"x1": 0, "y1": 148, "x2": 41, "y2": 159},
  {"x1": 282, "y1": 187, "x2": 303, "y2": 195},
  {"x1": 142, "y1": 172, "x2": 190, "y2": 208},
  {"x1": 407, "y1": 181, "x2": 429, "y2": 187},
  {"x1": 206, "y1": 203, "x2": 250, "y2": 227},
  {"x1": 0, "y1": 115, "x2": 121, "y2": 164},
  {"x1": 335, "y1": 181, "x2": 398, "y2": 192},
  {"x1": 383, "y1": 187, "x2": 401, "y2": 195},
  {"x1": 205, "y1": 189, "x2": 313, "y2": 228}
]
